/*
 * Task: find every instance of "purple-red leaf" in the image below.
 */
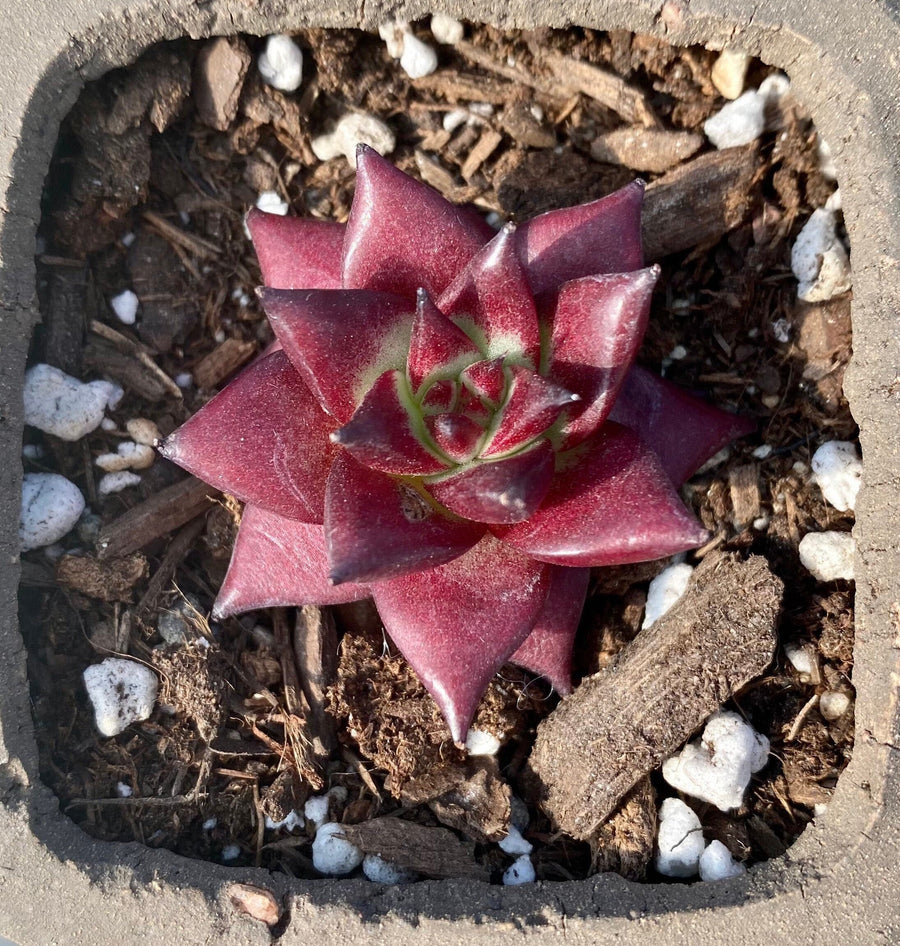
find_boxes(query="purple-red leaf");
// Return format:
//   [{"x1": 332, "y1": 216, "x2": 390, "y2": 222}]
[
  {"x1": 429, "y1": 439, "x2": 555, "y2": 524},
  {"x1": 407, "y1": 289, "x2": 480, "y2": 390},
  {"x1": 460, "y1": 358, "x2": 506, "y2": 405},
  {"x1": 481, "y1": 366, "x2": 579, "y2": 457},
  {"x1": 246, "y1": 209, "x2": 344, "y2": 289},
  {"x1": 494, "y1": 423, "x2": 708, "y2": 566},
  {"x1": 509, "y1": 565, "x2": 590, "y2": 694},
  {"x1": 213, "y1": 504, "x2": 369, "y2": 619},
  {"x1": 158, "y1": 351, "x2": 337, "y2": 522},
  {"x1": 438, "y1": 225, "x2": 541, "y2": 365},
  {"x1": 259, "y1": 287, "x2": 413, "y2": 423},
  {"x1": 342, "y1": 145, "x2": 493, "y2": 296},
  {"x1": 517, "y1": 179, "x2": 645, "y2": 295},
  {"x1": 332, "y1": 370, "x2": 448, "y2": 475},
  {"x1": 548, "y1": 267, "x2": 658, "y2": 448},
  {"x1": 372, "y1": 534, "x2": 551, "y2": 742},
  {"x1": 610, "y1": 365, "x2": 756, "y2": 485},
  {"x1": 425, "y1": 413, "x2": 485, "y2": 463},
  {"x1": 325, "y1": 452, "x2": 483, "y2": 584}
]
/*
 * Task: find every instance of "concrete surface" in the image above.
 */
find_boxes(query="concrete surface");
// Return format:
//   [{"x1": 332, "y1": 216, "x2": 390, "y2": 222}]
[{"x1": 0, "y1": 1, "x2": 898, "y2": 944}]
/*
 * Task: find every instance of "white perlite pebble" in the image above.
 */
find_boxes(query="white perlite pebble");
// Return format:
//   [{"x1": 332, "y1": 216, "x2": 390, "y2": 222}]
[
  {"x1": 362, "y1": 853, "x2": 416, "y2": 885},
  {"x1": 265, "y1": 810, "x2": 304, "y2": 831},
  {"x1": 221, "y1": 844, "x2": 241, "y2": 862},
  {"x1": 811, "y1": 441, "x2": 862, "y2": 512},
  {"x1": 703, "y1": 73, "x2": 789, "y2": 149},
  {"x1": 798, "y1": 531, "x2": 855, "y2": 582},
  {"x1": 256, "y1": 190, "x2": 289, "y2": 216},
  {"x1": 378, "y1": 20, "x2": 408, "y2": 58},
  {"x1": 498, "y1": 824, "x2": 533, "y2": 856},
  {"x1": 642, "y1": 563, "x2": 693, "y2": 629},
  {"x1": 784, "y1": 642, "x2": 815, "y2": 677},
  {"x1": 430, "y1": 14, "x2": 464, "y2": 45},
  {"x1": 96, "y1": 441, "x2": 155, "y2": 473},
  {"x1": 466, "y1": 727, "x2": 501, "y2": 756},
  {"x1": 502, "y1": 854, "x2": 536, "y2": 885},
  {"x1": 24, "y1": 364, "x2": 114, "y2": 441},
  {"x1": 699, "y1": 840, "x2": 746, "y2": 881},
  {"x1": 110, "y1": 289, "x2": 139, "y2": 325},
  {"x1": 655, "y1": 797, "x2": 705, "y2": 878},
  {"x1": 116, "y1": 782, "x2": 133, "y2": 798},
  {"x1": 311, "y1": 113, "x2": 396, "y2": 166},
  {"x1": 304, "y1": 788, "x2": 346, "y2": 828},
  {"x1": 20, "y1": 472, "x2": 86, "y2": 551},
  {"x1": 662, "y1": 711, "x2": 770, "y2": 812},
  {"x1": 258, "y1": 35, "x2": 303, "y2": 92},
  {"x1": 126, "y1": 418, "x2": 162, "y2": 446},
  {"x1": 22, "y1": 444, "x2": 43, "y2": 461},
  {"x1": 400, "y1": 33, "x2": 438, "y2": 78},
  {"x1": 312, "y1": 822, "x2": 364, "y2": 875},
  {"x1": 98, "y1": 471, "x2": 142, "y2": 496},
  {"x1": 710, "y1": 48, "x2": 750, "y2": 100},
  {"x1": 817, "y1": 136, "x2": 838, "y2": 181},
  {"x1": 819, "y1": 690, "x2": 852, "y2": 721},
  {"x1": 791, "y1": 208, "x2": 852, "y2": 302},
  {"x1": 83, "y1": 657, "x2": 158, "y2": 737}
]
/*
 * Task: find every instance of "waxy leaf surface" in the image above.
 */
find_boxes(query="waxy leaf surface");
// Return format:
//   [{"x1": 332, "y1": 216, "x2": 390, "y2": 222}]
[{"x1": 246, "y1": 209, "x2": 344, "y2": 289}]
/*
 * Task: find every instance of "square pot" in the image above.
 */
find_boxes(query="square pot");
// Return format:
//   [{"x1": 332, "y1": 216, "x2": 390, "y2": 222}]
[{"x1": 0, "y1": 1, "x2": 897, "y2": 943}]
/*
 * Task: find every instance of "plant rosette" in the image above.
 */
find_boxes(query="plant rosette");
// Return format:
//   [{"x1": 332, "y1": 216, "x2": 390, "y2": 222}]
[{"x1": 160, "y1": 145, "x2": 752, "y2": 742}]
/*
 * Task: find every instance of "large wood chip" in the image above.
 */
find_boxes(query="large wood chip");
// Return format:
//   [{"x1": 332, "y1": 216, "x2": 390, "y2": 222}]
[
  {"x1": 590, "y1": 127, "x2": 704, "y2": 173},
  {"x1": 460, "y1": 129, "x2": 503, "y2": 181},
  {"x1": 590, "y1": 777, "x2": 657, "y2": 881},
  {"x1": 193, "y1": 337, "x2": 256, "y2": 390},
  {"x1": 56, "y1": 552, "x2": 147, "y2": 602},
  {"x1": 542, "y1": 52, "x2": 660, "y2": 127},
  {"x1": 413, "y1": 72, "x2": 510, "y2": 105},
  {"x1": 338, "y1": 818, "x2": 489, "y2": 881},
  {"x1": 525, "y1": 553, "x2": 781, "y2": 840},
  {"x1": 293, "y1": 605, "x2": 338, "y2": 755},
  {"x1": 643, "y1": 145, "x2": 761, "y2": 259}
]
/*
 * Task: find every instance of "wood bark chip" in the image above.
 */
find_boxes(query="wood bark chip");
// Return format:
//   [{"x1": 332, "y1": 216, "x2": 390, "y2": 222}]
[
  {"x1": 338, "y1": 817, "x2": 490, "y2": 881},
  {"x1": 193, "y1": 337, "x2": 256, "y2": 390},
  {"x1": 292, "y1": 604, "x2": 339, "y2": 755},
  {"x1": 525, "y1": 553, "x2": 781, "y2": 840},
  {"x1": 97, "y1": 477, "x2": 217, "y2": 559},
  {"x1": 642, "y1": 145, "x2": 761, "y2": 260},
  {"x1": 590, "y1": 127, "x2": 704, "y2": 174}
]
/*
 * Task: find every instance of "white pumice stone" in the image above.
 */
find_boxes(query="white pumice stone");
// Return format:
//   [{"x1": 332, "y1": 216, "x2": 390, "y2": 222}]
[
  {"x1": 703, "y1": 90, "x2": 766, "y2": 148},
  {"x1": 83, "y1": 657, "x2": 158, "y2": 737},
  {"x1": 116, "y1": 441, "x2": 155, "y2": 469},
  {"x1": 110, "y1": 289, "x2": 139, "y2": 325},
  {"x1": 642, "y1": 563, "x2": 693, "y2": 629},
  {"x1": 430, "y1": 13, "x2": 464, "y2": 45},
  {"x1": 98, "y1": 471, "x2": 142, "y2": 496},
  {"x1": 313, "y1": 113, "x2": 397, "y2": 166},
  {"x1": 443, "y1": 108, "x2": 470, "y2": 132},
  {"x1": 465, "y1": 727, "x2": 501, "y2": 756},
  {"x1": 400, "y1": 33, "x2": 438, "y2": 79},
  {"x1": 362, "y1": 853, "x2": 416, "y2": 884},
  {"x1": 103, "y1": 381, "x2": 125, "y2": 410},
  {"x1": 203, "y1": 817, "x2": 218, "y2": 831},
  {"x1": 790, "y1": 208, "x2": 852, "y2": 302},
  {"x1": 798, "y1": 531, "x2": 855, "y2": 582},
  {"x1": 378, "y1": 20, "x2": 408, "y2": 59},
  {"x1": 502, "y1": 854, "x2": 536, "y2": 885},
  {"x1": 758, "y1": 73, "x2": 790, "y2": 103},
  {"x1": 120, "y1": 231, "x2": 136, "y2": 248},
  {"x1": 819, "y1": 690, "x2": 852, "y2": 721},
  {"x1": 174, "y1": 372, "x2": 193, "y2": 389},
  {"x1": 655, "y1": 798, "x2": 705, "y2": 878},
  {"x1": 22, "y1": 444, "x2": 43, "y2": 460},
  {"x1": 221, "y1": 844, "x2": 241, "y2": 862},
  {"x1": 499, "y1": 824, "x2": 533, "y2": 856},
  {"x1": 752, "y1": 444, "x2": 773, "y2": 460},
  {"x1": 256, "y1": 190, "x2": 289, "y2": 216},
  {"x1": 699, "y1": 840, "x2": 746, "y2": 881},
  {"x1": 116, "y1": 781, "x2": 133, "y2": 797},
  {"x1": 711, "y1": 48, "x2": 750, "y2": 99},
  {"x1": 101, "y1": 418, "x2": 118, "y2": 433},
  {"x1": 662, "y1": 711, "x2": 770, "y2": 812},
  {"x1": 811, "y1": 441, "x2": 862, "y2": 512},
  {"x1": 258, "y1": 35, "x2": 304, "y2": 92},
  {"x1": 304, "y1": 794, "x2": 330, "y2": 828},
  {"x1": 265, "y1": 810, "x2": 304, "y2": 831},
  {"x1": 95, "y1": 452, "x2": 133, "y2": 473},
  {"x1": 312, "y1": 822, "x2": 364, "y2": 875},
  {"x1": 20, "y1": 472, "x2": 85, "y2": 551},
  {"x1": 783, "y1": 642, "x2": 815, "y2": 677},
  {"x1": 24, "y1": 364, "x2": 113, "y2": 441},
  {"x1": 817, "y1": 136, "x2": 838, "y2": 181}
]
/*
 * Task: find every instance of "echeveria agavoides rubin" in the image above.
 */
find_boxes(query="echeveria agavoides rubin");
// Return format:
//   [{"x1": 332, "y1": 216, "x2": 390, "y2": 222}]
[{"x1": 160, "y1": 145, "x2": 752, "y2": 743}]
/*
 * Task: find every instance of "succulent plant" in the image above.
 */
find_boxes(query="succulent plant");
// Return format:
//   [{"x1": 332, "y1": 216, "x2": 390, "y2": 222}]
[{"x1": 160, "y1": 146, "x2": 751, "y2": 742}]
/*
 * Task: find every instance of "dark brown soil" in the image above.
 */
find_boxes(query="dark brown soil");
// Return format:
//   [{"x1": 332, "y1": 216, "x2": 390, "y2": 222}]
[{"x1": 21, "y1": 23, "x2": 855, "y2": 884}]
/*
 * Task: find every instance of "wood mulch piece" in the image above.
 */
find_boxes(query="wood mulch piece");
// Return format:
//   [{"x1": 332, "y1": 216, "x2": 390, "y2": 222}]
[{"x1": 21, "y1": 23, "x2": 856, "y2": 884}]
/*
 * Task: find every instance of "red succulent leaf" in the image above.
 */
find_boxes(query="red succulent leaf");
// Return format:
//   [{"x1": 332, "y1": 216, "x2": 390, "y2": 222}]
[
  {"x1": 246, "y1": 209, "x2": 345, "y2": 289},
  {"x1": 372, "y1": 534, "x2": 552, "y2": 743},
  {"x1": 438, "y1": 225, "x2": 541, "y2": 365},
  {"x1": 517, "y1": 179, "x2": 645, "y2": 295},
  {"x1": 158, "y1": 350, "x2": 337, "y2": 522},
  {"x1": 259, "y1": 287, "x2": 413, "y2": 423},
  {"x1": 494, "y1": 423, "x2": 708, "y2": 565},
  {"x1": 342, "y1": 145, "x2": 493, "y2": 296},
  {"x1": 332, "y1": 370, "x2": 448, "y2": 475},
  {"x1": 428, "y1": 439, "x2": 555, "y2": 524},
  {"x1": 213, "y1": 504, "x2": 369, "y2": 619},
  {"x1": 425, "y1": 413, "x2": 485, "y2": 463},
  {"x1": 420, "y1": 379, "x2": 458, "y2": 412},
  {"x1": 610, "y1": 365, "x2": 757, "y2": 485},
  {"x1": 407, "y1": 289, "x2": 481, "y2": 390},
  {"x1": 325, "y1": 452, "x2": 483, "y2": 584},
  {"x1": 460, "y1": 358, "x2": 506, "y2": 405},
  {"x1": 480, "y1": 366, "x2": 579, "y2": 457},
  {"x1": 547, "y1": 267, "x2": 659, "y2": 449},
  {"x1": 509, "y1": 565, "x2": 591, "y2": 694}
]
